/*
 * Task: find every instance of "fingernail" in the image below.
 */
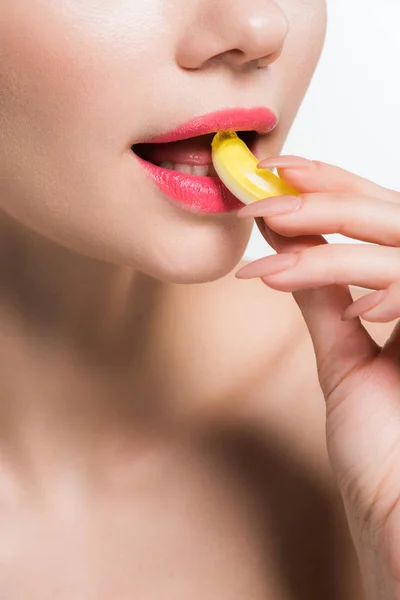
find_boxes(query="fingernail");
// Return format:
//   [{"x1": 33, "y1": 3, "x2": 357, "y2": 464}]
[
  {"x1": 237, "y1": 195, "x2": 302, "y2": 218},
  {"x1": 257, "y1": 155, "x2": 316, "y2": 169},
  {"x1": 235, "y1": 253, "x2": 298, "y2": 279},
  {"x1": 341, "y1": 289, "x2": 387, "y2": 321}
]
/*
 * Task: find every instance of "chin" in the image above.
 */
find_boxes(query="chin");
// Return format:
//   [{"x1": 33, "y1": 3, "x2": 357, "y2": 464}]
[
  {"x1": 0, "y1": 165, "x2": 252, "y2": 285},
  {"x1": 150, "y1": 251, "x2": 244, "y2": 285},
  {"x1": 125, "y1": 216, "x2": 253, "y2": 285}
]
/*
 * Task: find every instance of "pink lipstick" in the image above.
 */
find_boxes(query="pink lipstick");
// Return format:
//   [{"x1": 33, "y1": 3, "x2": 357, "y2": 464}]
[{"x1": 131, "y1": 107, "x2": 277, "y2": 214}]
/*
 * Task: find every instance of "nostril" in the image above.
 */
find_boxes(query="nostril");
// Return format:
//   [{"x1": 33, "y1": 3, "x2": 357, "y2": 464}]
[{"x1": 257, "y1": 48, "x2": 284, "y2": 69}]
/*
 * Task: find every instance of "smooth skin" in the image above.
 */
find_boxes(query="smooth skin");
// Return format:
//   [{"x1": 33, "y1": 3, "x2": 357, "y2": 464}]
[
  {"x1": 0, "y1": 0, "x2": 399, "y2": 598},
  {"x1": 236, "y1": 160, "x2": 400, "y2": 597}
]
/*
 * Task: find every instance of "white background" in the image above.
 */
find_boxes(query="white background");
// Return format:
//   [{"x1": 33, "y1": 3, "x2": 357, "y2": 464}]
[{"x1": 244, "y1": 0, "x2": 400, "y2": 260}]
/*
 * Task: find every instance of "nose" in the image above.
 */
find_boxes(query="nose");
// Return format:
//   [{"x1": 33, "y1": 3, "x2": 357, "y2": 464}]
[{"x1": 175, "y1": 0, "x2": 289, "y2": 71}]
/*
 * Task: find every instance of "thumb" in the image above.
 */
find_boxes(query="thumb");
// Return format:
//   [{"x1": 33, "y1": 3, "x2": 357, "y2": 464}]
[{"x1": 293, "y1": 284, "x2": 379, "y2": 401}]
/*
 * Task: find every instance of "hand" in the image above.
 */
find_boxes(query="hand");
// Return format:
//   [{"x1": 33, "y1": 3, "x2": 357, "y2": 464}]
[{"x1": 235, "y1": 157, "x2": 400, "y2": 598}]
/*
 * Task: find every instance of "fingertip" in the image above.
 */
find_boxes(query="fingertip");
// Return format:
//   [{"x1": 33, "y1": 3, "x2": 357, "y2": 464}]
[
  {"x1": 341, "y1": 311, "x2": 356, "y2": 322},
  {"x1": 236, "y1": 205, "x2": 255, "y2": 218},
  {"x1": 257, "y1": 156, "x2": 316, "y2": 170},
  {"x1": 341, "y1": 289, "x2": 387, "y2": 322}
]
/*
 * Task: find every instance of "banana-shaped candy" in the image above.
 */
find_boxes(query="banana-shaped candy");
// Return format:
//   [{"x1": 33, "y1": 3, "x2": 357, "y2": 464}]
[{"x1": 211, "y1": 131, "x2": 298, "y2": 206}]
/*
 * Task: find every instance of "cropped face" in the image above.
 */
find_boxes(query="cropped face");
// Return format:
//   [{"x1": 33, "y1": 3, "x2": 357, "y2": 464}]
[{"x1": 0, "y1": 0, "x2": 326, "y2": 283}]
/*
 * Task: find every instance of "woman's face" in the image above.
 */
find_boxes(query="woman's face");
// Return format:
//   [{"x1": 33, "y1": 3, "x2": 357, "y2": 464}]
[{"x1": 0, "y1": 0, "x2": 326, "y2": 283}]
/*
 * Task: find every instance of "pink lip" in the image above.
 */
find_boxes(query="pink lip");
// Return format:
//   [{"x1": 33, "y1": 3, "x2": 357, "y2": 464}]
[
  {"x1": 135, "y1": 156, "x2": 244, "y2": 214},
  {"x1": 133, "y1": 107, "x2": 277, "y2": 214},
  {"x1": 145, "y1": 107, "x2": 277, "y2": 144}
]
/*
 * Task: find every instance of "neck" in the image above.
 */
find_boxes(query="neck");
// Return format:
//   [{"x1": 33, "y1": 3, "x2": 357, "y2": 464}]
[
  {"x1": 0, "y1": 212, "x2": 179, "y2": 483},
  {"x1": 0, "y1": 212, "x2": 305, "y2": 491}
]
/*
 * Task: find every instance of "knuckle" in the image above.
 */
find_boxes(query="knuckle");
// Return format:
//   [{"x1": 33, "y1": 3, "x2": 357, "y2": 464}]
[{"x1": 299, "y1": 192, "x2": 313, "y2": 206}]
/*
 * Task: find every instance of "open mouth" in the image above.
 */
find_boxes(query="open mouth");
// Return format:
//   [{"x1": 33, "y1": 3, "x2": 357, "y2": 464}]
[
  {"x1": 131, "y1": 130, "x2": 257, "y2": 178},
  {"x1": 128, "y1": 108, "x2": 276, "y2": 214}
]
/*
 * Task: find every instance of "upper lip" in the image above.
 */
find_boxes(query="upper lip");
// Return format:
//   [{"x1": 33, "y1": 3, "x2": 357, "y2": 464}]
[{"x1": 140, "y1": 107, "x2": 278, "y2": 144}]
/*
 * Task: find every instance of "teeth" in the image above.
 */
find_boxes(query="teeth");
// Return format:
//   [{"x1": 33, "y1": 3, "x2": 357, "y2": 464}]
[
  {"x1": 158, "y1": 162, "x2": 212, "y2": 176},
  {"x1": 193, "y1": 165, "x2": 210, "y2": 177},
  {"x1": 159, "y1": 161, "x2": 174, "y2": 170},
  {"x1": 174, "y1": 163, "x2": 193, "y2": 174}
]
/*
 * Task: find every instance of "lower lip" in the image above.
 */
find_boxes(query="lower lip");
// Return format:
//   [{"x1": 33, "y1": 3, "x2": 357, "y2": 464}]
[{"x1": 133, "y1": 154, "x2": 244, "y2": 214}]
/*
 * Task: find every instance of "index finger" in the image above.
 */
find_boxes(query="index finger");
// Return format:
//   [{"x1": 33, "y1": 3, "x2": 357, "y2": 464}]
[{"x1": 258, "y1": 156, "x2": 398, "y2": 203}]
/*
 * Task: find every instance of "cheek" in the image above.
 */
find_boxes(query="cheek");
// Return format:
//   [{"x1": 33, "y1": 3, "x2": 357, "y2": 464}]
[
  {"x1": 274, "y1": 0, "x2": 327, "y2": 133},
  {"x1": 0, "y1": 3, "x2": 161, "y2": 146},
  {"x1": 0, "y1": 8, "x2": 92, "y2": 132},
  {"x1": 285, "y1": 0, "x2": 327, "y2": 78},
  {"x1": 0, "y1": 1, "x2": 164, "y2": 228}
]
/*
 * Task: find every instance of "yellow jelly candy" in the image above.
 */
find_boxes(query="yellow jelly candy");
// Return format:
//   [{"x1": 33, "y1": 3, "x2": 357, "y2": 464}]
[{"x1": 211, "y1": 131, "x2": 298, "y2": 206}]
